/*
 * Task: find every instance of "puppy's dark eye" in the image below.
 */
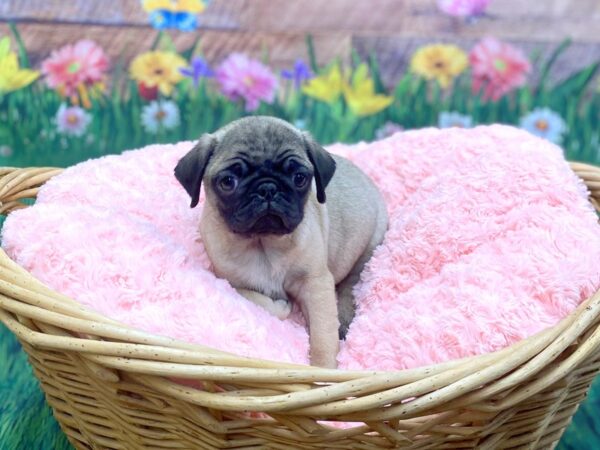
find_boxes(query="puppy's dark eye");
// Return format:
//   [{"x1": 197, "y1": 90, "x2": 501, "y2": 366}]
[
  {"x1": 293, "y1": 173, "x2": 308, "y2": 188},
  {"x1": 283, "y1": 157, "x2": 302, "y2": 174},
  {"x1": 230, "y1": 163, "x2": 244, "y2": 177},
  {"x1": 219, "y1": 175, "x2": 238, "y2": 192}
]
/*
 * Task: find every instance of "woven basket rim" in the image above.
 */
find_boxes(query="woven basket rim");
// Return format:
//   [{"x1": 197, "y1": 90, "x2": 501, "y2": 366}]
[{"x1": 1, "y1": 162, "x2": 600, "y2": 418}]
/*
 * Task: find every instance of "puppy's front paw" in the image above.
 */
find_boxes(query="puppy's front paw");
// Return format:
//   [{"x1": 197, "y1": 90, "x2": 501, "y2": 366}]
[
  {"x1": 310, "y1": 351, "x2": 338, "y2": 369},
  {"x1": 272, "y1": 299, "x2": 292, "y2": 320}
]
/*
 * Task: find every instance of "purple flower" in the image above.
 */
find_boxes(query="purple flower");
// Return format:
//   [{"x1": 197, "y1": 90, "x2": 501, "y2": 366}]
[
  {"x1": 281, "y1": 59, "x2": 313, "y2": 89},
  {"x1": 179, "y1": 57, "x2": 214, "y2": 88}
]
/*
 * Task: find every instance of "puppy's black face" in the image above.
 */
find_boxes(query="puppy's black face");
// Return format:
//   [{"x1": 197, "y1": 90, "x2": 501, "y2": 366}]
[
  {"x1": 210, "y1": 124, "x2": 313, "y2": 236},
  {"x1": 174, "y1": 116, "x2": 337, "y2": 236}
]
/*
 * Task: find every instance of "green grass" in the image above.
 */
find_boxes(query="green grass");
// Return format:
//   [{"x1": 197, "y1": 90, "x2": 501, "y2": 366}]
[{"x1": 0, "y1": 324, "x2": 71, "y2": 450}]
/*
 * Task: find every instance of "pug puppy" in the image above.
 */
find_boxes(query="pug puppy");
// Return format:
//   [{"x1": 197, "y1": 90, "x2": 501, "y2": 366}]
[{"x1": 175, "y1": 116, "x2": 388, "y2": 368}]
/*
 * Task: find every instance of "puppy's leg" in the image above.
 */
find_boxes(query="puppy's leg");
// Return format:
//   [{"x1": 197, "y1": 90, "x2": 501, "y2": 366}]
[
  {"x1": 291, "y1": 273, "x2": 339, "y2": 368},
  {"x1": 236, "y1": 288, "x2": 291, "y2": 320},
  {"x1": 336, "y1": 268, "x2": 361, "y2": 340},
  {"x1": 337, "y1": 221, "x2": 387, "y2": 339}
]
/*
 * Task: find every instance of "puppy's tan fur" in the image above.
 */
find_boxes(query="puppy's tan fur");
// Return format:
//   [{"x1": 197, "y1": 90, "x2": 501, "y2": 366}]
[{"x1": 177, "y1": 117, "x2": 388, "y2": 368}]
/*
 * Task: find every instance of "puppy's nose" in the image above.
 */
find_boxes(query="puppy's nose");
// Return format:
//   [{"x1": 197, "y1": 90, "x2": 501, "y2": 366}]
[{"x1": 256, "y1": 182, "x2": 278, "y2": 200}]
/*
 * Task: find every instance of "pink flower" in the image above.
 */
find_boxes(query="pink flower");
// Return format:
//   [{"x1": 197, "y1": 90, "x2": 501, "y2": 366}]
[
  {"x1": 215, "y1": 53, "x2": 277, "y2": 111},
  {"x1": 41, "y1": 40, "x2": 109, "y2": 96},
  {"x1": 469, "y1": 37, "x2": 531, "y2": 101},
  {"x1": 437, "y1": 0, "x2": 492, "y2": 17}
]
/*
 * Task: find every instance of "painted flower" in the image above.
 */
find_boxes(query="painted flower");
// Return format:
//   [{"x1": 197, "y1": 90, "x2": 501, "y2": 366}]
[
  {"x1": 41, "y1": 40, "x2": 109, "y2": 98},
  {"x1": 293, "y1": 119, "x2": 307, "y2": 130},
  {"x1": 215, "y1": 53, "x2": 278, "y2": 111},
  {"x1": 143, "y1": 0, "x2": 208, "y2": 31},
  {"x1": 141, "y1": 100, "x2": 180, "y2": 133},
  {"x1": 149, "y1": 10, "x2": 198, "y2": 30},
  {"x1": 375, "y1": 121, "x2": 403, "y2": 140},
  {"x1": 302, "y1": 64, "x2": 344, "y2": 104},
  {"x1": 519, "y1": 108, "x2": 567, "y2": 143},
  {"x1": 470, "y1": 37, "x2": 531, "y2": 101},
  {"x1": 437, "y1": 0, "x2": 492, "y2": 17},
  {"x1": 438, "y1": 111, "x2": 473, "y2": 128},
  {"x1": 180, "y1": 56, "x2": 214, "y2": 88},
  {"x1": 281, "y1": 59, "x2": 313, "y2": 89},
  {"x1": 343, "y1": 64, "x2": 394, "y2": 117},
  {"x1": 138, "y1": 82, "x2": 158, "y2": 101},
  {"x1": 0, "y1": 145, "x2": 13, "y2": 157},
  {"x1": 129, "y1": 51, "x2": 186, "y2": 96},
  {"x1": 55, "y1": 104, "x2": 92, "y2": 137},
  {"x1": 142, "y1": 0, "x2": 206, "y2": 13},
  {"x1": 0, "y1": 37, "x2": 40, "y2": 94},
  {"x1": 410, "y1": 44, "x2": 468, "y2": 88}
]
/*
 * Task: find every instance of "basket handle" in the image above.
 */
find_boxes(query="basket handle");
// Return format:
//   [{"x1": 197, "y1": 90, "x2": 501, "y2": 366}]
[{"x1": 0, "y1": 167, "x2": 62, "y2": 215}]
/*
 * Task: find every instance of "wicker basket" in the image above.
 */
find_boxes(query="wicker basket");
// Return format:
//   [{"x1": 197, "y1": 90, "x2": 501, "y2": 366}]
[{"x1": 2, "y1": 163, "x2": 600, "y2": 450}]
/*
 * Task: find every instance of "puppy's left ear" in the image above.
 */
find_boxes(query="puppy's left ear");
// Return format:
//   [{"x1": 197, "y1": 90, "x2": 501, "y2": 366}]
[
  {"x1": 174, "y1": 134, "x2": 217, "y2": 208},
  {"x1": 302, "y1": 132, "x2": 336, "y2": 203}
]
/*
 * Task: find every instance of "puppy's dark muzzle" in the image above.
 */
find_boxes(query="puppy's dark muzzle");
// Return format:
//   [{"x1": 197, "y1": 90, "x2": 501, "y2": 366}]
[
  {"x1": 248, "y1": 195, "x2": 293, "y2": 235},
  {"x1": 225, "y1": 178, "x2": 305, "y2": 236},
  {"x1": 256, "y1": 181, "x2": 278, "y2": 201}
]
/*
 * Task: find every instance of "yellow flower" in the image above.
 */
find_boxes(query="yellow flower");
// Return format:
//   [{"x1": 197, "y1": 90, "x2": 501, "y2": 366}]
[
  {"x1": 129, "y1": 51, "x2": 186, "y2": 96},
  {"x1": 142, "y1": 0, "x2": 205, "y2": 13},
  {"x1": 0, "y1": 37, "x2": 39, "y2": 94},
  {"x1": 410, "y1": 44, "x2": 468, "y2": 88},
  {"x1": 302, "y1": 65, "x2": 344, "y2": 104},
  {"x1": 343, "y1": 63, "x2": 394, "y2": 117}
]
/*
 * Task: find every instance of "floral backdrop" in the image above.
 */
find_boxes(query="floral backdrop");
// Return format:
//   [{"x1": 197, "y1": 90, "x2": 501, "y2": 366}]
[{"x1": 1, "y1": 0, "x2": 599, "y2": 168}]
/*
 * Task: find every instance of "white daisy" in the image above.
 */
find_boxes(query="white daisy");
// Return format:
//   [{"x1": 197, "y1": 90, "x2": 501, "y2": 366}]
[
  {"x1": 438, "y1": 111, "x2": 473, "y2": 128},
  {"x1": 141, "y1": 100, "x2": 180, "y2": 133},
  {"x1": 519, "y1": 107, "x2": 567, "y2": 144},
  {"x1": 55, "y1": 104, "x2": 92, "y2": 137}
]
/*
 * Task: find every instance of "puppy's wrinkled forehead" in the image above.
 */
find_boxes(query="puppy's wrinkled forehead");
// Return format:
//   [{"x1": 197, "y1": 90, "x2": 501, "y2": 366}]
[{"x1": 214, "y1": 119, "x2": 306, "y2": 166}]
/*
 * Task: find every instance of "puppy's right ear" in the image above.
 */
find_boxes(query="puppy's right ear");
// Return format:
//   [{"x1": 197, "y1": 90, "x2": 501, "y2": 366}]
[{"x1": 174, "y1": 134, "x2": 217, "y2": 208}]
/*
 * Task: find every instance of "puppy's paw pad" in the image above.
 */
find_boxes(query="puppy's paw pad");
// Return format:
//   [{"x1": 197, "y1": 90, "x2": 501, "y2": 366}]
[{"x1": 272, "y1": 299, "x2": 292, "y2": 320}]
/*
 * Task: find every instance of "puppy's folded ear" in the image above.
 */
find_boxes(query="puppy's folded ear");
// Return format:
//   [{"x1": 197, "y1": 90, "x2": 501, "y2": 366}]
[
  {"x1": 174, "y1": 134, "x2": 217, "y2": 208},
  {"x1": 302, "y1": 132, "x2": 336, "y2": 203}
]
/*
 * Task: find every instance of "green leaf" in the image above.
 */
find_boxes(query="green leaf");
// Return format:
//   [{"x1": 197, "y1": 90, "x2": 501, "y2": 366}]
[
  {"x1": 369, "y1": 51, "x2": 386, "y2": 93},
  {"x1": 150, "y1": 30, "x2": 164, "y2": 50},
  {"x1": 181, "y1": 36, "x2": 202, "y2": 61},
  {"x1": 552, "y1": 62, "x2": 600, "y2": 101},
  {"x1": 8, "y1": 22, "x2": 30, "y2": 68},
  {"x1": 537, "y1": 38, "x2": 571, "y2": 95},
  {"x1": 350, "y1": 48, "x2": 362, "y2": 69},
  {"x1": 305, "y1": 34, "x2": 319, "y2": 73}
]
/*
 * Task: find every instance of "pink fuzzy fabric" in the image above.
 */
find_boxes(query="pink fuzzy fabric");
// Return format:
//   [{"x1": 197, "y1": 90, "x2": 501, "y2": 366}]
[{"x1": 3, "y1": 125, "x2": 600, "y2": 370}]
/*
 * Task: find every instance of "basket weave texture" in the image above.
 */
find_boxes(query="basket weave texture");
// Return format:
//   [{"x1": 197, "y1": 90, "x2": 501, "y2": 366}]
[{"x1": 1, "y1": 163, "x2": 600, "y2": 449}]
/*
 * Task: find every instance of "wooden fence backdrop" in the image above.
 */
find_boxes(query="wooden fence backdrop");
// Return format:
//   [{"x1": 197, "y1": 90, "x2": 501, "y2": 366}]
[{"x1": 1, "y1": 0, "x2": 600, "y2": 86}]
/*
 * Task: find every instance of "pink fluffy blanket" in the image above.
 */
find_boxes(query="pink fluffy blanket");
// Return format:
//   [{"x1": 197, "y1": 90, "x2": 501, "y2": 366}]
[{"x1": 3, "y1": 125, "x2": 600, "y2": 370}]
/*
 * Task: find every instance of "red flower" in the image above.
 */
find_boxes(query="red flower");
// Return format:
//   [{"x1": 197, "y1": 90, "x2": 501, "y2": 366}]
[
  {"x1": 469, "y1": 37, "x2": 531, "y2": 101},
  {"x1": 138, "y1": 82, "x2": 158, "y2": 101}
]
